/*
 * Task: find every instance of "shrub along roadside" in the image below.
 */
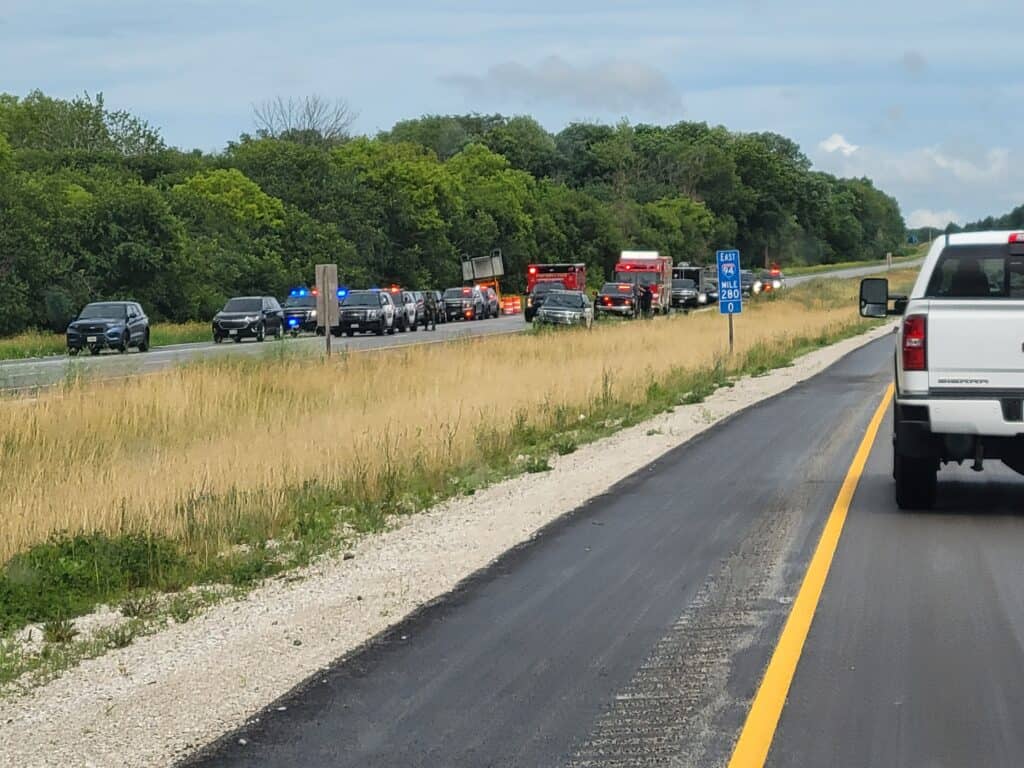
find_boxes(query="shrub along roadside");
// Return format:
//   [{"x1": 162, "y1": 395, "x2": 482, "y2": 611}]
[{"x1": 0, "y1": 313, "x2": 882, "y2": 641}]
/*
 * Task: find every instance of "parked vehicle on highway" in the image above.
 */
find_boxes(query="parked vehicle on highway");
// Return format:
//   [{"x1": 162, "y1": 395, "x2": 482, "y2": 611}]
[
  {"x1": 338, "y1": 290, "x2": 396, "y2": 336},
  {"x1": 698, "y1": 279, "x2": 719, "y2": 306},
  {"x1": 740, "y1": 270, "x2": 756, "y2": 296},
  {"x1": 66, "y1": 301, "x2": 150, "y2": 355},
  {"x1": 479, "y1": 286, "x2": 500, "y2": 318},
  {"x1": 614, "y1": 251, "x2": 673, "y2": 315},
  {"x1": 595, "y1": 282, "x2": 639, "y2": 319},
  {"x1": 213, "y1": 296, "x2": 284, "y2": 343},
  {"x1": 443, "y1": 286, "x2": 485, "y2": 321},
  {"x1": 754, "y1": 271, "x2": 786, "y2": 294},
  {"x1": 860, "y1": 230, "x2": 1024, "y2": 509},
  {"x1": 282, "y1": 288, "x2": 318, "y2": 335},
  {"x1": 387, "y1": 288, "x2": 417, "y2": 332},
  {"x1": 671, "y1": 278, "x2": 700, "y2": 309},
  {"x1": 524, "y1": 280, "x2": 567, "y2": 321},
  {"x1": 411, "y1": 291, "x2": 428, "y2": 328},
  {"x1": 534, "y1": 290, "x2": 594, "y2": 329}
]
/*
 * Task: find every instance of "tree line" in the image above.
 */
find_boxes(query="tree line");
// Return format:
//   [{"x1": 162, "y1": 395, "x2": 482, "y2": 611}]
[{"x1": 0, "y1": 91, "x2": 907, "y2": 334}]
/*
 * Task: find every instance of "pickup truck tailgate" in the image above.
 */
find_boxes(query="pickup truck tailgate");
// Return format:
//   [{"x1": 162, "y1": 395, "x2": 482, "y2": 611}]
[{"x1": 928, "y1": 300, "x2": 1024, "y2": 390}]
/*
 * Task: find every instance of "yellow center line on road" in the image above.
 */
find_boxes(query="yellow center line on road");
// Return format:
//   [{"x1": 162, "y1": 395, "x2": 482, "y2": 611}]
[{"x1": 727, "y1": 382, "x2": 895, "y2": 768}]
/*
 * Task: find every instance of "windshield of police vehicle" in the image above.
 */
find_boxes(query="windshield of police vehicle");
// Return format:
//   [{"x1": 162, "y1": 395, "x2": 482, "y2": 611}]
[
  {"x1": 79, "y1": 303, "x2": 127, "y2": 320},
  {"x1": 284, "y1": 296, "x2": 316, "y2": 308},
  {"x1": 544, "y1": 292, "x2": 586, "y2": 309},
  {"x1": 222, "y1": 298, "x2": 262, "y2": 313},
  {"x1": 615, "y1": 271, "x2": 659, "y2": 286},
  {"x1": 925, "y1": 246, "x2": 1024, "y2": 299},
  {"x1": 673, "y1": 279, "x2": 696, "y2": 290},
  {"x1": 600, "y1": 283, "x2": 633, "y2": 296},
  {"x1": 343, "y1": 292, "x2": 380, "y2": 307},
  {"x1": 444, "y1": 287, "x2": 472, "y2": 299}
]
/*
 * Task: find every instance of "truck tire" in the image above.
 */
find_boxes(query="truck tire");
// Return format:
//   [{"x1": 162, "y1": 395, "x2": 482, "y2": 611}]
[{"x1": 894, "y1": 454, "x2": 937, "y2": 510}]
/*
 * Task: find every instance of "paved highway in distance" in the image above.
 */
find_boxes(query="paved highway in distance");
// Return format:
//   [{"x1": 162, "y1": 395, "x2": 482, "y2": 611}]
[{"x1": 0, "y1": 260, "x2": 917, "y2": 394}]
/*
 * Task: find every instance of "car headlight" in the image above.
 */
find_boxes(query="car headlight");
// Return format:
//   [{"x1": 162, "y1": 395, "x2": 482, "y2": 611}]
[
  {"x1": 105, "y1": 325, "x2": 122, "y2": 335},
  {"x1": 310, "y1": 310, "x2": 317, "y2": 318},
  {"x1": 367, "y1": 309, "x2": 380, "y2": 319},
  {"x1": 245, "y1": 315, "x2": 260, "y2": 323},
  {"x1": 752, "y1": 281, "x2": 762, "y2": 294},
  {"x1": 772, "y1": 279, "x2": 782, "y2": 290},
  {"x1": 698, "y1": 293, "x2": 707, "y2": 304}
]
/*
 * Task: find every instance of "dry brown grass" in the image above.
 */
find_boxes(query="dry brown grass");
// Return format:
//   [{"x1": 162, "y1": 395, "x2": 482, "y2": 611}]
[{"x1": 0, "y1": 272, "x2": 913, "y2": 563}]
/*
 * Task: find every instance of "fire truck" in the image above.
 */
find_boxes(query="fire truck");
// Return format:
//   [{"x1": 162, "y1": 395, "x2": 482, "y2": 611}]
[
  {"x1": 524, "y1": 263, "x2": 587, "y2": 320},
  {"x1": 614, "y1": 251, "x2": 673, "y2": 314}
]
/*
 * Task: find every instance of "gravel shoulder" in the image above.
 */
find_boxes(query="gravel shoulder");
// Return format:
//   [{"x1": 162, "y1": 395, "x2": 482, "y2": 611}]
[{"x1": 0, "y1": 323, "x2": 895, "y2": 768}]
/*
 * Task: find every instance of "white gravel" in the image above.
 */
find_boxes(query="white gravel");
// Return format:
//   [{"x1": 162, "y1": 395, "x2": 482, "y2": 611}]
[{"x1": 0, "y1": 324, "x2": 894, "y2": 768}]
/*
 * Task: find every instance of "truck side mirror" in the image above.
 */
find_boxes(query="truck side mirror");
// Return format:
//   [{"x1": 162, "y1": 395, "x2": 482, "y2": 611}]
[{"x1": 859, "y1": 278, "x2": 890, "y2": 318}]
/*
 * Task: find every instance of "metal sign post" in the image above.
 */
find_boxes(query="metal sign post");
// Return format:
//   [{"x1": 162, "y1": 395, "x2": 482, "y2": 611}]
[
  {"x1": 716, "y1": 249, "x2": 743, "y2": 354},
  {"x1": 315, "y1": 263, "x2": 339, "y2": 357}
]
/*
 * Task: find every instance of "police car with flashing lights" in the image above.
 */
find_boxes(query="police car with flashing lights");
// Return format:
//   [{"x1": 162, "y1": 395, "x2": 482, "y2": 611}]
[
  {"x1": 338, "y1": 289, "x2": 397, "y2": 336},
  {"x1": 282, "y1": 288, "x2": 319, "y2": 335}
]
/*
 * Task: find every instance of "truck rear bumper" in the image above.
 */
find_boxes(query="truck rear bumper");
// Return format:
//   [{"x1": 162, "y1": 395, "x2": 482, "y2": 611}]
[{"x1": 895, "y1": 397, "x2": 1024, "y2": 462}]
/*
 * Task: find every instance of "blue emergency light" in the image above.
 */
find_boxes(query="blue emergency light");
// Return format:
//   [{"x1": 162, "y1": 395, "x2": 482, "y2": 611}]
[
  {"x1": 289, "y1": 288, "x2": 310, "y2": 298},
  {"x1": 337, "y1": 287, "x2": 349, "y2": 299}
]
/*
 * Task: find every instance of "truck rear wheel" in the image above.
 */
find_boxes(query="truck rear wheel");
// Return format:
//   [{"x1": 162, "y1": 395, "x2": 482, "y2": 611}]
[{"x1": 894, "y1": 454, "x2": 937, "y2": 510}]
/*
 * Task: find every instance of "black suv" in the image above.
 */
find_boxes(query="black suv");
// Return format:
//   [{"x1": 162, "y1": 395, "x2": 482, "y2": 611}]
[
  {"x1": 339, "y1": 290, "x2": 396, "y2": 336},
  {"x1": 480, "y1": 286, "x2": 500, "y2": 318},
  {"x1": 213, "y1": 296, "x2": 285, "y2": 343},
  {"x1": 282, "y1": 290, "x2": 318, "y2": 335},
  {"x1": 67, "y1": 301, "x2": 150, "y2": 355},
  {"x1": 443, "y1": 286, "x2": 485, "y2": 321},
  {"x1": 524, "y1": 281, "x2": 566, "y2": 321}
]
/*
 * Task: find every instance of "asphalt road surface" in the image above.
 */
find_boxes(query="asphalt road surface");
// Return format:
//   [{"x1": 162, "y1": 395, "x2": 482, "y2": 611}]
[
  {"x1": 0, "y1": 315, "x2": 525, "y2": 392},
  {"x1": 184, "y1": 330, "x2": 1005, "y2": 768}
]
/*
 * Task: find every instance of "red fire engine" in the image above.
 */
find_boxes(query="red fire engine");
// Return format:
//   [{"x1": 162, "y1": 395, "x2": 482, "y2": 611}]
[{"x1": 613, "y1": 251, "x2": 673, "y2": 314}]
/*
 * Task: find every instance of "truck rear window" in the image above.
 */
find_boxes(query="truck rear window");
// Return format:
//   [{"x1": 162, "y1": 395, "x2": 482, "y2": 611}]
[{"x1": 925, "y1": 247, "x2": 1024, "y2": 299}]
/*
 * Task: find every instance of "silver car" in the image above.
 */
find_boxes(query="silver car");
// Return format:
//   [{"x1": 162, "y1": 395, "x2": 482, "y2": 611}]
[{"x1": 533, "y1": 290, "x2": 594, "y2": 329}]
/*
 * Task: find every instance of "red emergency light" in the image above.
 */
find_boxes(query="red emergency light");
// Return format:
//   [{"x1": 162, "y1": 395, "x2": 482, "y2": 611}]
[{"x1": 1010, "y1": 233, "x2": 1024, "y2": 244}]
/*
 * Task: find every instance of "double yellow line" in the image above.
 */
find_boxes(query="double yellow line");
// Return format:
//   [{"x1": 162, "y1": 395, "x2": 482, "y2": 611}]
[{"x1": 728, "y1": 383, "x2": 894, "y2": 767}]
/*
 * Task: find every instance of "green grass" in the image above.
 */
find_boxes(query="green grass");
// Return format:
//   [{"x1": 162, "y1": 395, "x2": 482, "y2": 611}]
[{"x1": 0, "y1": 322, "x2": 211, "y2": 361}]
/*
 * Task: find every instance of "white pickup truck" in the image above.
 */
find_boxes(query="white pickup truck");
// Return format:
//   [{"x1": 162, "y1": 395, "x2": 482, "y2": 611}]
[{"x1": 860, "y1": 231, "x2": 1024, "y2": 509}]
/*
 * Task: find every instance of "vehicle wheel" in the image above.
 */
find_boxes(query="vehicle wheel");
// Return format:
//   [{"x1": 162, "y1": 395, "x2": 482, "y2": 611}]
[
  {"x1": 138, "y1": 331, "x2": 150, "y2": 352},
  {"x1": 119, "y1": 333, "x2": 130, "y2": 353},
  {"x1": 346, "y1": 330, "x2": 355, "y2": 337},
  {"x1": 256, "y1": 324, "x2": 265, "y2": 343},
  {"x1": 275, "y1": 323, "x2": 284, "y2": 340},
  {"x1": 89, "y1": 346, "x2": 101, "y2": 356},
  {"x1": 376, "y1": 319, "x2": 385, "y2": 336},
  {"x1": 68, "y1": 348, "x2": 79, "y2": 357},
  {"x1": 213, "y1": 335, "x2": 223, "y2": 344},
  {"x1": 410, "y1": 321, "x2": 418, "y2": 332},
  {"x1": 894, "y1": 454, "x2": 937, "y2": 510},
  {"x1": 234, "y1": 336, "x2": 243, "y2": 344},
  {"x1": 387, "y1": 324, "x2": 396, "y2": 335}
]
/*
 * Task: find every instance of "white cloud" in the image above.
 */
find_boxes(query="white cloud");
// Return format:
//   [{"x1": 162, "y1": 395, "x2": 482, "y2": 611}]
[
  {"x1": 819, "y1": 133, "x2": 859, "y2": 157},
  {"x1": 442, "y1": 55, "x2": 683, "y2": 116},
  {"x1": 907, "y1": 208, "x2": 961, "y2": 229}
]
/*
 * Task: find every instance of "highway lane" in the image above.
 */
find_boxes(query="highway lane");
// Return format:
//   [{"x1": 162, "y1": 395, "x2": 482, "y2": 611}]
[
  {"x1": 0, "y1": 315, "x2": 525, "y2": 392},
  {"x1": 184, "y1": 335, "x2": 898, "y2": 767},
  {"x1": 767, "y1": 403, "x2": 1024, "y2": 765},
  {"x1": 786, "y1": 258, "x2": 922, "y2": 287}
]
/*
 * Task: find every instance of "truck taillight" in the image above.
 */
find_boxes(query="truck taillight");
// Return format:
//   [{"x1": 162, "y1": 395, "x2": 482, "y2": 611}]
[{"x1": 902, "y1": 315, "x2": 927, "y2": 371}]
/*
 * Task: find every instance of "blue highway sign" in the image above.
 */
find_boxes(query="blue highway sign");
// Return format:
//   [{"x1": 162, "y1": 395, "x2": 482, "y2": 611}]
[{"x1": 716, "y1": 250, "x2": 742, "y2": 315}]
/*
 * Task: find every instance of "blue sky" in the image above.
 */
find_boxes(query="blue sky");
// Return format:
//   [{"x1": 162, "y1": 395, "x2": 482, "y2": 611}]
[{"x1": 3, "y1": 0, "x2": 1022, "y2": 227}]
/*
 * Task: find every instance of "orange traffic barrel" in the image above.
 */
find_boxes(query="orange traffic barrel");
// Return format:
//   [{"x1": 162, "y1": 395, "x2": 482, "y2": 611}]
[{"x1": 501, "y1": 295, "x2": 522, "y2": 315}]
